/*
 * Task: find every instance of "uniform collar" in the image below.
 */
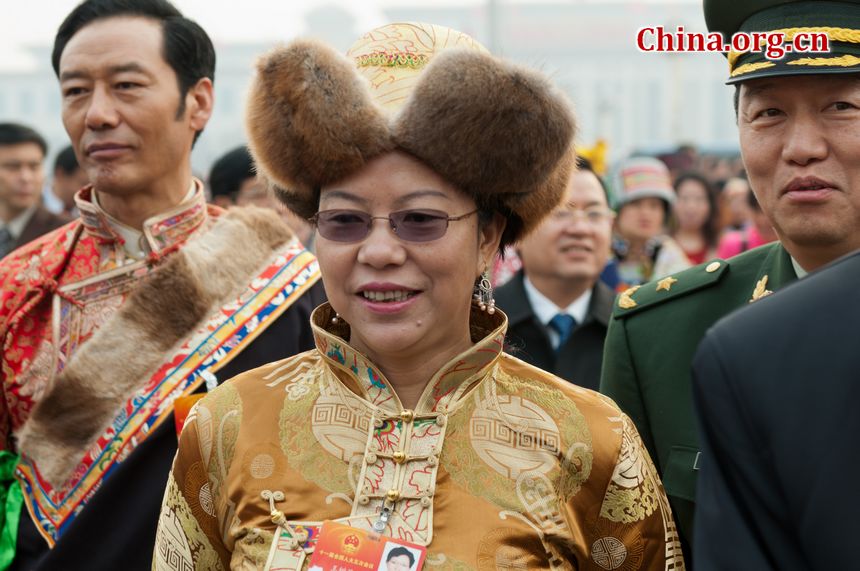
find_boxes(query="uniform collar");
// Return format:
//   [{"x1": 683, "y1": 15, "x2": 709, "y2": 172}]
[
  {"x1": 310, "y1": 302, "x2": 507, "y2": 414},
  {"x1": 74, "y1": 180, "x2": 207, "y2": 258}
]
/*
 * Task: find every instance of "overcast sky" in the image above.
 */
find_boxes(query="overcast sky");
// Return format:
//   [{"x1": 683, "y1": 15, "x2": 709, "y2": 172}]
[{"x1": 1, "y1": 0, "x2": 697, "y2": 71}]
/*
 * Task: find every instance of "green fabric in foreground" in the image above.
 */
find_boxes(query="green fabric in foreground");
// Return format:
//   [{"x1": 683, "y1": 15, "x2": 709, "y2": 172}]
[{"x1": 0, "y1": 451, "x2": 22, "y2": 571}]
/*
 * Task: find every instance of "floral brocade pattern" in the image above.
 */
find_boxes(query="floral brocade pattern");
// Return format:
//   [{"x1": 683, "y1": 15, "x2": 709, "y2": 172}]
[
  {"x1": 442, "y1": 369, "x2": 593, "y2": 514},
  {"x1": 277, "y1": 358, "x2": 364, "y2": 494},
  {"x1": 0, "y1": 185, "x2": 213, "y2": 442},
  {"x1": 599, "y1": 417, "x2": 660, "y2": 524},
  {"x1": 155, "y1": 304, "x2": 685, "y2": 570}
]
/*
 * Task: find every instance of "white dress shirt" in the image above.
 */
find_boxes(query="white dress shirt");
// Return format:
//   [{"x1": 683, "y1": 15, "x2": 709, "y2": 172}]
[{"x1": 522, "y1": 276, "x2": 592, "y2": 349}]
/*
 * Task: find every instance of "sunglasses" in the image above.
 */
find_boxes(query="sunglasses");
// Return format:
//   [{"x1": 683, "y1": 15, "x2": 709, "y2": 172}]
[{"x1": 311, "y1": 208, "x2": 478, "y2": 243}]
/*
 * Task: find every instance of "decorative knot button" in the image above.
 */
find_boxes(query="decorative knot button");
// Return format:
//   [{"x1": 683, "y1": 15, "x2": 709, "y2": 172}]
[
  {"x1": 358, "y1": 495, "x2": 370, "y2": 505},
  {"x1": 386, "y1": 489, "x2": 401, "y2": 502},
  {"x1": 374, "y1": 418, "x2": 384, "y2": 429},
  {"x1": 294, "y1": 529, "x2": 309, "y2": 543},
  {"x1": 421, "y1": 496, "x2": 431, "y2": 507},
  {"x1": 270, "y1": 510, "x2": 287, "y2": 526},
  {"x1": 392, "y1": 451, "x2": 406, "y2": 464},
  {"x1": 365, "y1": 453, "x2": 378, "y2": 465},
  {"x1": 400, "y1": 410, "x2": 414, "y2": 423},
  {"x1": 435, "y1": 415, "x2": 446, "y2": 427},
  {"x1": 427, "y1": 456, "x2": 437, "y2": 467}
]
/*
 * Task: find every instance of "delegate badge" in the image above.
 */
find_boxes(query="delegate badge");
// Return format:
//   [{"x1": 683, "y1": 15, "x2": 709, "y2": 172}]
[{"x1": 308, "y1": 521, "x2": 427, "y2": 571}]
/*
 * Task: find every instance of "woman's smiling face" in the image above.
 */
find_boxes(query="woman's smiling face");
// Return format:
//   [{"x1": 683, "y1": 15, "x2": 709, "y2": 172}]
[{"x1": 315, "y1": 151, "x2": 504, "y2": 361}]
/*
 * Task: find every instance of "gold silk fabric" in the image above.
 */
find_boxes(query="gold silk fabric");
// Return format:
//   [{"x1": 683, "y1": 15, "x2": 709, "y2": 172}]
[{"x1": 154, "y1": 303, "x2": 684, "y2": 570}]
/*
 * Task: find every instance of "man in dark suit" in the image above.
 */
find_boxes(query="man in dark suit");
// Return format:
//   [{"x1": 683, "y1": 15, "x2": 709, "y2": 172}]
[
  {"x1": 0, "y1": 123, "x2": 69, "y2": 258},
  {"x1": 495, "y1": 157, "x2": 615, "y2": 391},
  {"x1": 692, "y1": 249, "x2": 860, "y2": 570}
]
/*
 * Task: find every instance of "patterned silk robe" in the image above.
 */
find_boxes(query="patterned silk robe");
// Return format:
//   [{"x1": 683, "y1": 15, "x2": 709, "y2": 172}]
[{"x1": 155, "y1": 303, "x2": 685, "y2": 570}]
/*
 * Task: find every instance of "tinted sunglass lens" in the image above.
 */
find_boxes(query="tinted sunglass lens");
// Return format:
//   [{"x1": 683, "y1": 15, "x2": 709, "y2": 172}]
[
  {"x1": 392, "y1": 211, "x2": 448, "y2": 242},
  {"x1": 318, "y1": 211, "x2": 370, "y2": 242}
]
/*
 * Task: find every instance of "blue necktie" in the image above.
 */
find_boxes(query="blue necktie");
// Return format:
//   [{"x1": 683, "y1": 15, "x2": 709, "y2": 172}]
[{"x1": 549, "y1": 313, "x2": 576, "y2": 351}]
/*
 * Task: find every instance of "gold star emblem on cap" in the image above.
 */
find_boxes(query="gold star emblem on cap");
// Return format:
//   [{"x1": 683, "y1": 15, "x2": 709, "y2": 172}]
[
  {"x1": 618, "y1": 285, "x2": 641, "y2": 309},
  {"x1": 749, "y1": 275, "x2": 773, "y2": 303},
  {"x1": 656, "y1": 276, "x2": 678, "y2": 292}
]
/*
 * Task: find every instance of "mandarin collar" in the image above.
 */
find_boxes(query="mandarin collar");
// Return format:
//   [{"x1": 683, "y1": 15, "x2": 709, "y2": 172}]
[
  {"x1": 74, "y1": 179, "x2": 208, "y2": 255},
  {"x1": 310, "y1": 302, "x2": 507, "y2": 414}
]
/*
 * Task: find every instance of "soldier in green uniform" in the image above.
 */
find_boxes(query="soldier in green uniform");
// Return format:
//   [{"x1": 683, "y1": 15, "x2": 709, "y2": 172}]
[{"x1": 600, "y1": 0, "x2": 860, "y2": 553}]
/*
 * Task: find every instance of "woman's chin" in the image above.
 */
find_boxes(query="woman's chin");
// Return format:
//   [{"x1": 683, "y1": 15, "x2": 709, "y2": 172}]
[{"x1": 348, "y1": 323, "x2": 425, "y2": 357}]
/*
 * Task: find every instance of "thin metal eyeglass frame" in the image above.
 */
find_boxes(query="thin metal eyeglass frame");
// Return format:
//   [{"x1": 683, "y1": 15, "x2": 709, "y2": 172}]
[{"x1": 310, "y1": 208, "x2": 480, "y2": 243}]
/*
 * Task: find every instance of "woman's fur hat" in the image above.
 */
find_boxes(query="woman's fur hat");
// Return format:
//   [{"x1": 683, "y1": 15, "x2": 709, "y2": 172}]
[{"x1": 246, "y1": 22, "x2": 577, "y2": 245}]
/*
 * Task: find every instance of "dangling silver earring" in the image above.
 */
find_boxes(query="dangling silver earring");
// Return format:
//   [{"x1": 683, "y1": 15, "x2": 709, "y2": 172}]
[{"x1": 473, "y1": 272, "x2": 495, "y2": 314}]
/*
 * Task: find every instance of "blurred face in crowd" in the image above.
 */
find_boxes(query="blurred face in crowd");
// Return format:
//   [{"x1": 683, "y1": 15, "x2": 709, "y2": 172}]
[
  {"x1": 58, "y1": 16, "x2": 212, "y2": 198},
  {"x1": 519, "y1": 169, "x2": 613, "y2": 286},
  {"x1": 616, "y1": 197, "x2": 665, "y2": 243},
  {"x1": 674, "y1": 178, "x2": 711, "y2": 232},
  {"x1": 236, "y1": 177, "x2": 313, "y2": 244},
  {"x1": 723, "y1": 177, "x2": 752, "y2": 227},
  {"x1": 53, "y1": 166, "x2": 90, "y2": 211},
  {"x1": 315, "y1": 151, "x2": 504, "y2": 363},
  {"x1": 739, "y1": 74, "x2": 860, "y2": 267},
  {"x1": 0, "y1": 143, "x2": 45, "y2": 221}
]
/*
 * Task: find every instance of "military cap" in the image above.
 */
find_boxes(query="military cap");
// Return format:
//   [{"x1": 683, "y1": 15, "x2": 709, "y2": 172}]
[{"x1": 705, "y1": 0, "x2": 860, "y2": 83}]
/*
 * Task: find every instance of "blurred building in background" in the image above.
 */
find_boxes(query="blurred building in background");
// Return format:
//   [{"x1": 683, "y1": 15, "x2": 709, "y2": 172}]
[{"x1": 0, "y1": 1, "x2": 737, "y2": 175}]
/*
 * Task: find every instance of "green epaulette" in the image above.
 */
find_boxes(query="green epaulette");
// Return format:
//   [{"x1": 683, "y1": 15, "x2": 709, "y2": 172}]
[{"x1": 612, "y1": 259, "x2": 729, "y2": 318}]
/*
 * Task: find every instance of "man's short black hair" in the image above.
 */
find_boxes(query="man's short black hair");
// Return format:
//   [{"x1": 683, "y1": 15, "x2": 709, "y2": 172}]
[
  {"x1": 209, "y1": 146, "x2": 255, "y2": 201},
  {"x1": 0, "y1": 123, "x2": 48, "y2": 156},
  {"x1": 52, "y1": 0, "x2": 215, "y2": 122},
  {"x1": 386, "y1": 546, "x2": 415, "y2": 567},
  {"x1": 575, "y1": 155, "x2": 611, "y2": 206},
  {"x1": 54, "y1": 145, "x2": 79, "y2": 175}
]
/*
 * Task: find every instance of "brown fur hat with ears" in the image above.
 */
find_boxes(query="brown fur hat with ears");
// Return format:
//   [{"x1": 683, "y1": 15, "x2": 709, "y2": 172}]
[{"x1": 246, "y1": 22, "x2": 576, "y2": 245}]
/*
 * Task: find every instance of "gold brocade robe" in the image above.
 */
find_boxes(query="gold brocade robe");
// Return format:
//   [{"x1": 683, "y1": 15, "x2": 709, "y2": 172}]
[{"x1": 155, "y1": 304, "x2": 684, "y2": 570}]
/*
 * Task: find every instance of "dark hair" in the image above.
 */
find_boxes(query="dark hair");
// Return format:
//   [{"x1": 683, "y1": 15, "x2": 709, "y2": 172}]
[
  {"x1": 386, "y1": 547, "x2": 415, "y2": 567},
  {"x1": 672, "y1": 171, "x2": 720, "y2": 249},
  {"x1": 575, "y1": 155, "x2": 610, "y2": 206},
  {"x1": 209, "y1": 146, "x2": 255, "y2": 201},
  {"x1": 52, "y1": 0, "x2": 215, "y2": 139},
  {"x1": 0, "y1": 123, "x2": 48, "y2": 156},
  {"x1": 53, "y1": 144, "x2": 79, "y2": 174}
]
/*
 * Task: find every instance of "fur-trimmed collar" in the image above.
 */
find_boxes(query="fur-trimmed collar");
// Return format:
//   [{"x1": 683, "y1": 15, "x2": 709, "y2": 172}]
[{"x1": 16, "y1": 206, "x2": 295, "y2": 489}]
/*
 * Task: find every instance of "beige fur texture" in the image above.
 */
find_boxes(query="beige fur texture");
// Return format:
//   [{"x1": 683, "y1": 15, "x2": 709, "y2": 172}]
[
  {"x1": 394, "y1": 49, "x2": 577, "y2": 241},
  {"x1": 245, "y1": 39, "x2": 577, "y2": 245},
  {"x1": 246, "y1": 40, "x2": 394, "y2": 220},
  {"x1": 16, "y1": 206, "x2": 294, "y2": 490}
]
